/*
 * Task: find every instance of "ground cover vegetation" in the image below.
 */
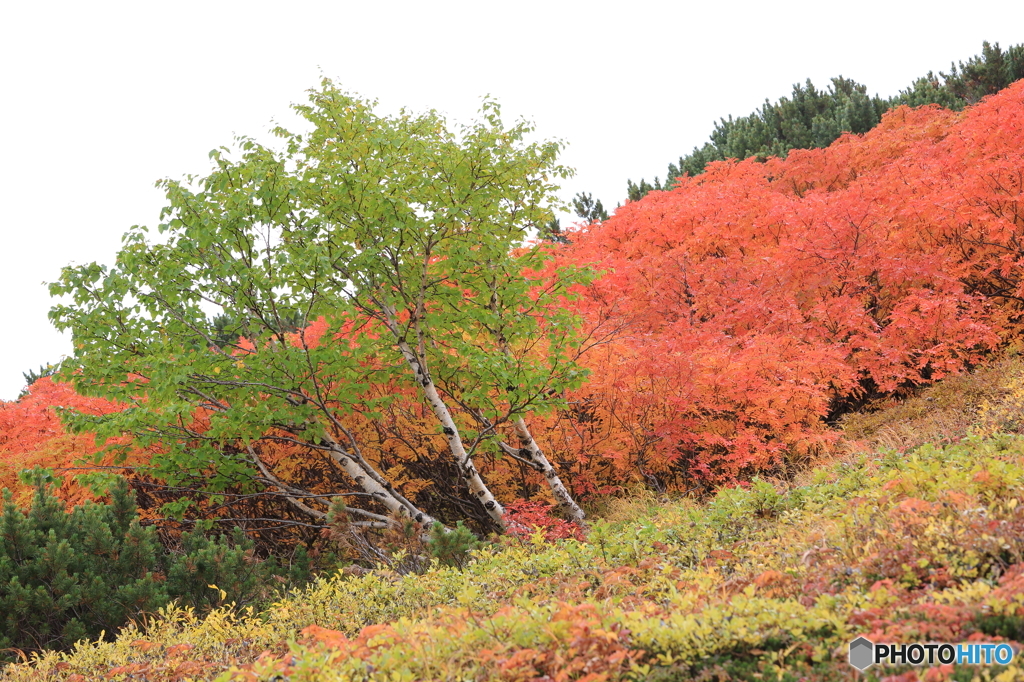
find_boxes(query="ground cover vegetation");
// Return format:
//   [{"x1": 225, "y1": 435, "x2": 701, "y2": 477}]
[
  {"x1": 2, "y1": 41, "x2": 1024, "y2": 678},
  {"x1": 8, "y1": 400, "x2": 1024, "y2": 679}
]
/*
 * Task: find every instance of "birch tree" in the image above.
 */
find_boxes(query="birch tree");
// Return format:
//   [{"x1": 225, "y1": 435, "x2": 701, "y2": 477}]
[{"x1": 49, "y1": 80, "x2": 592, "y2": 532}]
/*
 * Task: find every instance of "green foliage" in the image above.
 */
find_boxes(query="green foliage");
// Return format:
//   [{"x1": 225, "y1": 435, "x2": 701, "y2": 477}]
[
  {"x1": 571, "y1": 191, "x2": 609, "y2": 224},
  {"x1": 667, "y1": 76, "x2": 887, "y2": 187},
  {"x1": 702, "y1": 477, "x2": 808, "y2": 539},
  {"x1": 10, "y1": 433, "x2": 1024, "y2": 679},
  {"x1": 47, "y1": 78, "x2": 592, "y2": 529},
  {"x1": 538, "y1": 191, "x2": 610, "y2": 242},
  {"x1": 0, "y1": 475, "x2": 163, "y2": 656},
  {"x1": 626, "y1": 176, "x2": 662, "y2": 202},
  {"x1": 973, "y1": 612, "x2": 1024, "y2": 641},
  {"x1": 426, "y1": 520, "x2": 480, "y2": 568},
  {"x1": 0, "y1": 477, "x2": 307, "y2": 660},
  {"x1": 896, "y1": 40, "x2": 1024, "y2": 108},
  {"x1": 163, "y1": 528, "x2": 286, "y2": 612},
  {"x1": 538, "y1": 215, "x2": 568, "y2": 243},
  {"x1": 163, "y1": 528, "x2": 309, "y2": 614},
  {"x1": 630, "y1": 75, "x2": 887, "y2": 198}
]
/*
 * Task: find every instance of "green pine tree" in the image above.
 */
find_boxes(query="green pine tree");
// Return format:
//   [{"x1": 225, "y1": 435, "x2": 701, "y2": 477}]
[
  {"x1": 0, "y1": 473, "x2": 311, "y2": 659},
  {"x1": 0, "y1": 474, "x2": 164, "y2": 655},
  {"x1": 571, "y1": 192, "x2": 609, "y2": 224},
  {"x1": 628, "y1": 42, "x2": 1024, "y2": 202}
]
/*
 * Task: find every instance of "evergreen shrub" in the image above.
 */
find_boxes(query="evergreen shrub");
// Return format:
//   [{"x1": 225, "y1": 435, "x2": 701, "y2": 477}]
[{"x1": 0, "y1": 475, "x2": 307, "y2": 659}]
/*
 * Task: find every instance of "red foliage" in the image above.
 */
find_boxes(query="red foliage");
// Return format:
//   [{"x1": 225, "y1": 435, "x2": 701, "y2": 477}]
[
  {"x1": 8, "y1": 85, "x2": 1024, "y2": 512},
  {"x1": 504, "y1": 499, "x2": 586, "y2": 541},
  {"x1": 0, "y1": 377, "x2": 138, "y2": 505},
  {"x1": 554, "y1": 82, "x2": 1024, "y2": 485}
]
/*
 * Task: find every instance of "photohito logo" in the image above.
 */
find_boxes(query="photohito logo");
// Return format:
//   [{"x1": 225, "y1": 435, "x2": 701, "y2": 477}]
[{"x1": 848, "y1": 637, "x2": 1016, "y2": 671}]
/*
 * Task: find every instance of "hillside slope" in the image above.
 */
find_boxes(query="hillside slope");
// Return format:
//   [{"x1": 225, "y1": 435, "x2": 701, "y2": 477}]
[
  {"x1": 6, "y1": 58, "x2": 1024, "y2": 682},
  {"x1": 8, "y1": 368, "x2": 1024, "y2": 681}
]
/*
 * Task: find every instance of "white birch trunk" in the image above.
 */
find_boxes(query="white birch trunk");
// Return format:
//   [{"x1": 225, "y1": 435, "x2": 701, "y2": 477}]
[
  {"x1": 487, "y1": 320, "x2": 587, "y2": 522},
  {"x1": 195, "y1": 392, "x2": 438, "y2": 529},
  {"x1": 395, "y1": 338, "x2": 507, "y2": 528},
  {"x1": 377, "y1": 303, "x2": 507, "y2": 529},
  {"x1": 510, "y1": 417, "x2": 586, "y2": 521},
  {"x1": 248, "y1": 444, "x2": 328, "y2": 520},
  {"x1": 321, "y1": 435, "x2": 442, "y2": 529}
]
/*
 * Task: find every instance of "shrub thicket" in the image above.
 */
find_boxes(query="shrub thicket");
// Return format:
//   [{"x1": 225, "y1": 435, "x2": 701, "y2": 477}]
[{"x1": 8, "y1": 433, "x2": 1024, "y2": 680}]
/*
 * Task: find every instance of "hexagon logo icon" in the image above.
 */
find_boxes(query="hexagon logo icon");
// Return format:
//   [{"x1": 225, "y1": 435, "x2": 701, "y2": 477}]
[{"x1": 849, "y1": 636, "x2": 874, "y2": 671}]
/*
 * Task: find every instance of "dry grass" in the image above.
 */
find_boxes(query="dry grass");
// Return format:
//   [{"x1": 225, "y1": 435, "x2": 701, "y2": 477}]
[
  {"x1": 590, "y1": 484, "x2": 692, "y2": 524},
  {"x1": 839, "y1": 354, "x2": 1024, "y2": 453}
]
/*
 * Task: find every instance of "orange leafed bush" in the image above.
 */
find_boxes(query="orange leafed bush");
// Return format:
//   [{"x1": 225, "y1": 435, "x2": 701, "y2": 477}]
[
  {"x1": 7, "y1": 85, "x2": 1024, "y2": 512},
  {"x1": 556, "y1": 82, "x2": 1024, "y2": 486},
  {"x1": 0, "y1": 378, "x2": 140, "y2": 505}
]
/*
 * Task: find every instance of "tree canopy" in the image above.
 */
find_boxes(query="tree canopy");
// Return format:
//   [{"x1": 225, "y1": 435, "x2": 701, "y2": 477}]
[{"x1": 49, "y1": 80, "x2": 592, "y2": 532}]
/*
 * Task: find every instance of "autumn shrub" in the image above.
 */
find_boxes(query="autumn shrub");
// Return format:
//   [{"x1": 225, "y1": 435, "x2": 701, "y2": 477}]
[
  {"x1": 504, "y1": 499, "x2": 586, "y2": 541},
  {"x1": 9, "y1": 81, "x2": 1024, "y2": 538},
  {"x1": 553, "y1": 81, "x2": 1024, "y2": 488},
  {"x1": 0, "y1": 377, "x2": 141, "y2": 507},
  {"x1": 9, "y1": 80, "x2": 1024, "y2": 554}
]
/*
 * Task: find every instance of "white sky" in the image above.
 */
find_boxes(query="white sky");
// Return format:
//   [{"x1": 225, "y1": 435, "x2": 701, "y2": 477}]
[{"x1": 2, "y1": 0, "x2": 1022, "y2": 400}]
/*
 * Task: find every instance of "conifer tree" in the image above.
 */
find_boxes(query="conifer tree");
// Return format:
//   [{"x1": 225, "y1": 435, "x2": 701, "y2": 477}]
[
  {"x1": 0, "y1": 474, "x2": 163, "y2": 654},
  {"x1": 571, "y1": 192, "x2": 609, "y2": 224},
  {"x1": 630, "y1": 41, "x2": 1024, "y2": 201},
  {"x1": 0, "y1": 473, "x2": 308, "y2": 658}
]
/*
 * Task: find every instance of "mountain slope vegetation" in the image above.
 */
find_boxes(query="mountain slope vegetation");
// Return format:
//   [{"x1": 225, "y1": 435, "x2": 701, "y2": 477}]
[
  {"x1": 4, "y1": 46, "x2": 1024, "y2": 681},
  {"x1": 545, "y1": 78, "x2": 1024, "y2": 496},
  {"x1": 8, "y1": 381, "x2": 1024, "y2": 679}
]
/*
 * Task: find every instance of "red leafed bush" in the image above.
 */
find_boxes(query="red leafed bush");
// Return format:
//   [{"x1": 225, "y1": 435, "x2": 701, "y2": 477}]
[
  {"x1": 8, "y1": 85, "x2": 1024, "y2": 520},
  {"x1": 0, "y1": 378, "x2": 138, "y2": 506},
  {"x1": 504, "y1": 500, "x2": 586, "y2": 541},
  {"x1": 546, "y1": 82, "x2": 1024, "y2": 487}
]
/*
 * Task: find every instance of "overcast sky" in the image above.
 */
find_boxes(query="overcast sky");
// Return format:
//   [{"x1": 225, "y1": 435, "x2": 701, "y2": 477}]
[{"x1": 2, "y1": 0, "x2": 1023, "y2": 400}]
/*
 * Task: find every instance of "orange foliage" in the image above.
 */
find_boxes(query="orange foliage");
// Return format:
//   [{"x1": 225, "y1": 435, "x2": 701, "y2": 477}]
[
  {"x1": 555, "y1": 82, "x2": 1024, "y2": 486},
  {"x1": 7, "y1": 86, "x2": 1024, "y2": 513},
  {"x1": 0, "y1": 377, "x2": 140, "y2": 505}
]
